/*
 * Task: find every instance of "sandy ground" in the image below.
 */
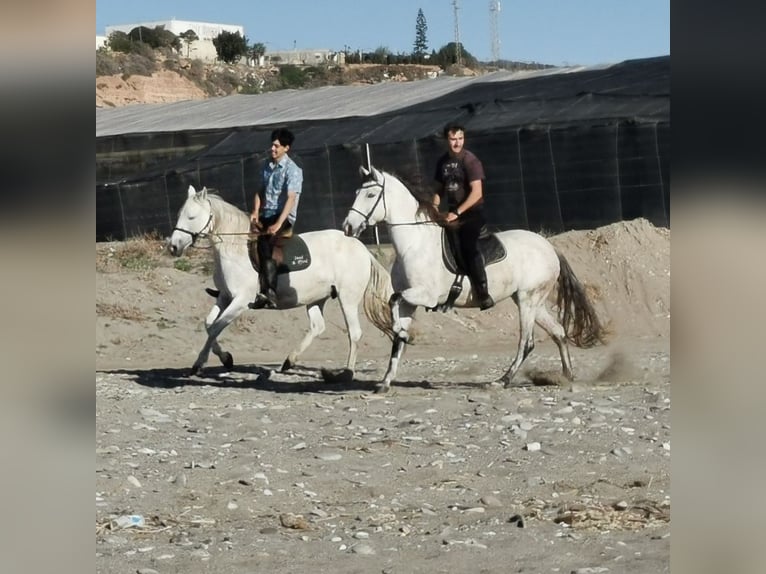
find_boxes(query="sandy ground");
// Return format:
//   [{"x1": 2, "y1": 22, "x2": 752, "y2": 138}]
[{"x1": 96, "y1": 218, "x2": 670, "y2": 573}]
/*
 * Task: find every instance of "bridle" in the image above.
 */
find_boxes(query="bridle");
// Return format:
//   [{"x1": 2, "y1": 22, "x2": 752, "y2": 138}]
[
  {"x1": 348, "y1": 176, "x2": 387, "y2": 228},
  {"x1": 172, "y1": 201, "x2": 214, "y2": 246}
]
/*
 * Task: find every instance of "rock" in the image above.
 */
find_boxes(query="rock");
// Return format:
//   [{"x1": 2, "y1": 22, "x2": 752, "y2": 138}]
[
  {"x1": 480, "y1": 495, "x2": 503, "y2": 507},
  {"x1": 279, "y1": 513, "x2": 311, "y2": 530},
  {"x1": 315, "y1": 451, "x2": 342, "y2": 461}
]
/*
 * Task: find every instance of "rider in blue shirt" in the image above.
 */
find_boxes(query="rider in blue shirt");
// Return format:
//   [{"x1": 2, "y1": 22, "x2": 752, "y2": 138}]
[{"x1": 249, "y1": 128, "x2": 303, "y2": 309}]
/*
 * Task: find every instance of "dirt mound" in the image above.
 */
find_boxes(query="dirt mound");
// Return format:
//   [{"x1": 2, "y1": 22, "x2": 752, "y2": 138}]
[
  {"x1": 550, "y1": 218, "x2": 670, "y2": 340},
  {"x1": 97, "y1": 70, "x2": 207, "y2": 108}
]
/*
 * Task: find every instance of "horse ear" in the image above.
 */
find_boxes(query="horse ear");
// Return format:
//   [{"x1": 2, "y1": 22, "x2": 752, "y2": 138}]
[
  {"x1": 371, "y1": 166, "x2": 384, "y2": 184},
  {"x1": 198, "y1": 186, "x2": 208, "y2": 200},
  {"x1": 359, "y1": 165, "x2": 370, "y2": 178},
  {"x1": 187, "y1": 185, "x2": 197, "y2": 198}
]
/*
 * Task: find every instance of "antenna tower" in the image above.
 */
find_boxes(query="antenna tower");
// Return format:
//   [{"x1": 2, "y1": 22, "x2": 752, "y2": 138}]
[
  {"x1": 452, "y1": 0, "x2": 462, "y2": 66},
  {"x1": 489, "y1": 0, "x2": 501, "y2": 62}
]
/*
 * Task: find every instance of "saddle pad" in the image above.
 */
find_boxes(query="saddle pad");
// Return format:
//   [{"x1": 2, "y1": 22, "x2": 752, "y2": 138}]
[
  {"x1": 275, "y1": 235, "x2": 311, "y2": 273},
  {"x1": 441, "y1": 227, "x2": 507, "y2": 275}
]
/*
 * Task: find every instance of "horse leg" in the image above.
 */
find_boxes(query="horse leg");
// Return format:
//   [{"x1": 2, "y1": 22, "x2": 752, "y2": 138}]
[
  {"x1": 499, "y1": 293, "x2": 537, "y2": 387},
  {"x1": 338, "y1": 294, "x2": 363, "y2": 375},
  {"x1": 191, "y1": 297, "x2": 248, "y2": 376},
  {"x1": 377, "y1": 293, "x2": 417, "y2": 393},
  {"x1": 281, "y1": 300, "x2": 326, "y2": 372},
  {"x1": 535, "y1": 306, "x2": 574, "y2": 380}
]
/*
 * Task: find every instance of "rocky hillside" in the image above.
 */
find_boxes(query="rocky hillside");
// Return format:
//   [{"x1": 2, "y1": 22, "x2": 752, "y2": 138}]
[{"x1": 96, "y1": 50, "x2": 456, "y2": 108}]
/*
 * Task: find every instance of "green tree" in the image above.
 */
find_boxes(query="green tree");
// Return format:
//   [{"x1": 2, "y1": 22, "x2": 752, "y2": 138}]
[
  {"x1": 371, "y1": 45, "x2": 390, "y2": 64},
  {"x1": 212, "y1": 30, "x2": 249, "y2": 64},
  {"x1": 179, "y1": 29, "x2": 199, "y2": 58},
  {"x1": 250, "y1": 42, "x2": 267, "y2": 63},
  {"x1": 107, "y1": 31, "x2": 133, "y2": 53},
  {"x1": 128, "y1": 26, "x2": 180, "y2": 52},
  {"x1": 433, "y1": 42, "x2": 478, "y2": 68},
  {"x1": 413, "y1": 8, "x2": 428, "y2": 61}
]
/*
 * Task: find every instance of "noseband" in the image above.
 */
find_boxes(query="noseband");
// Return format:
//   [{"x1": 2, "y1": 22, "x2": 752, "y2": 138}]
[
  {"x1": 348, "y1": 176, "x2": 386, "y2": 227},
  {"x1": 173, "y1": 202, "x2": 213, "y2": 245}
]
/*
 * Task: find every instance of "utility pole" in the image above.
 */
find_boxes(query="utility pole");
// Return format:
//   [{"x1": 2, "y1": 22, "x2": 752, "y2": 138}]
[
  {"x1": 452, "y1": 0, "x2": 462, "y2": 66},
  {"x1": 490, "y1": 0, "x2": 501, "y2": 63}
]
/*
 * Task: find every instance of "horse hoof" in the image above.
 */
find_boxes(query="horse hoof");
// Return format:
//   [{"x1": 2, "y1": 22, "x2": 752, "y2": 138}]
[
  {"x1": 205, "y1": 287, "x2": 220, "y2": 298},
  {"x1": 221, "y1": 352, "x2": 233, "y2": 370},
  {"x1": 190, "y1": 365, "x2": 201, "y2": 377},
  {"x1": 281, "y1": 358, "x2": 293, "y2": 372},
  {"x1": 373, "y1": 383, "x2": 390, "y2": 394}
]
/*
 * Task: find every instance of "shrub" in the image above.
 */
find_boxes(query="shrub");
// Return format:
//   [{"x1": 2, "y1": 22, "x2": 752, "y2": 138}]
[
  {"x1": 121, "y1": 53, "x2": 157, "y2": 78},
  {"x1": 279, "y1": 65, "x2": 308, "y2": 89},
  {"x1": 96, "y1": 51, "x2": 121, "y2": 76}
]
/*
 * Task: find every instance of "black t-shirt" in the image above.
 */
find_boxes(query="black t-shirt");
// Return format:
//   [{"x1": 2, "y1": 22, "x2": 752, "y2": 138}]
[{"x1": 434, "y1": 149, "x2": 485, "y2": 211}]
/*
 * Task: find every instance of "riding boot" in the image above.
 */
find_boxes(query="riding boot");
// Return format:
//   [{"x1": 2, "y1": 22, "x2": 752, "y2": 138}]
[
  {"x1": 470, "y1": 255, "x2": 495, "y2": 311},
  {"x1": 249, "y1": 259, "x2": 278, "y2": 309}
]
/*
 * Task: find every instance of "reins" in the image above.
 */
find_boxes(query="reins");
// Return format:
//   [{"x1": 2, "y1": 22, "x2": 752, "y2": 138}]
[
  {"x1": 352, "y1": 174, "x2": 443, "y2": 229},
  {"x1": 174, "y1": 198, "x2": 271, "y2": 248}
]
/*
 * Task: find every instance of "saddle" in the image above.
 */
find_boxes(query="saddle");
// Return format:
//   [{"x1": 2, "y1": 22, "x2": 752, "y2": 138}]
[
  {"x1": 247, "y1": 234, "x2": 312, "y2": 274},
  {"x1": 429, "y1": 227, "x2": 507, "y2": 313},
  {"x1": 441, "y1": 226, "x2": 506, "y2": 275}
]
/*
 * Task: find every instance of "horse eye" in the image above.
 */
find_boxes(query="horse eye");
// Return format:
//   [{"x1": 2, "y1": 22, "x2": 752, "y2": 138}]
[{"x1": 366, "y1": 192, "x2": 376, "y2": 199}]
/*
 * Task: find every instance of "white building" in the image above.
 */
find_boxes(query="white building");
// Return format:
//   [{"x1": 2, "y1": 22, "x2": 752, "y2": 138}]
[
  {"x1": 103, "y1": 19, "x2": 244, "y2": 62},
  {"x1": 265, "y1": 49, "x2": 345, "y2": 66},
  {"x1": 96, "y1": 35, "x2": 107, "y2": 50}
]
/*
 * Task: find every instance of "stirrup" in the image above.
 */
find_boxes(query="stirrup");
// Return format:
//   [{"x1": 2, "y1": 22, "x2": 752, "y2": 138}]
[{"x1": 248, "y1": 291, "x2": 277, "y2": 310}]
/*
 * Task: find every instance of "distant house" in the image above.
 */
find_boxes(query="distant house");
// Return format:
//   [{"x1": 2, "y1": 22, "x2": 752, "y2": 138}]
[
  {"x1": 96, "y1": 35, "x2": 107, "y2": 50},
  {"x1": 103, "y1": 19, "x2": 244, "y2": 62},
  {"x1": 265, "y1": 49, "x2": 345, "y2": 66}
]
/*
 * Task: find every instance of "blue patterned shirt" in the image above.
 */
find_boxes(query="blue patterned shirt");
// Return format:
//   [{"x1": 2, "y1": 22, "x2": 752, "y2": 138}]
[{"x1": 259, "y1": 155, "x2": 303, "y2": 224}]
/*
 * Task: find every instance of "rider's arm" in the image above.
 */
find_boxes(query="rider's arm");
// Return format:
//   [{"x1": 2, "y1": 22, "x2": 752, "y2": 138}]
[
  {"x1": 274, "y1": 191, "x2": 297, "y2": 228},
  {"x1": 455, "y1": 179, "x2": 483, "y2": 216}
]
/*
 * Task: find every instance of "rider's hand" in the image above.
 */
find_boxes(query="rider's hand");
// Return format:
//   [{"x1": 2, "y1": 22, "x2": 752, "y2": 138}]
[{"x1": 445, "y1": 211, "x2": 459, "y2": 223}]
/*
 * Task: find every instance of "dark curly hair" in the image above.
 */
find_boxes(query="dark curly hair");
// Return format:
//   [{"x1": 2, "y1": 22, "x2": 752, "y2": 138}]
[{"x1": 270, "y1": 128, "x2": 295, "y2": 147}]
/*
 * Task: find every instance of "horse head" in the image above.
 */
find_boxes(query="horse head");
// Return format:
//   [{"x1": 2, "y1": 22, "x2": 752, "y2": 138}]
[
  {"x1": 343, "y1": 165, "x2": 387, "y2": 238},
  {"x1": 169, "y1": 185, "x2": 213, "y2": 256}
]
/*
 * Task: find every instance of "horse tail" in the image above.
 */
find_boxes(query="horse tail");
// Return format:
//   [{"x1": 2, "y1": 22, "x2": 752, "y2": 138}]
[
  {"x1": 362, "y1": 251, "x2": 395, "y2": 340},
  {"x1": 556, "y1": 252, "x2": 608, "y2": 348}
]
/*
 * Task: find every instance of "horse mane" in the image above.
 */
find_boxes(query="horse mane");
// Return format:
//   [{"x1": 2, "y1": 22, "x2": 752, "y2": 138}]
[
  {"x1": 206, "y1": 192, "x2": 250, "y2": 234},
  {"x1": 382, "y1": 170, "x2": 446, "y2": 226}
]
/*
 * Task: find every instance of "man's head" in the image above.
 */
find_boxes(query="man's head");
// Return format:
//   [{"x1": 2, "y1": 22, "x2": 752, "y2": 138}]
[
  {"x1": 443, "y1": 122, "x2": 465, "y2": 156},
  {"x1": 269, "y1": 128, "x2": 295, "y2": 162}
]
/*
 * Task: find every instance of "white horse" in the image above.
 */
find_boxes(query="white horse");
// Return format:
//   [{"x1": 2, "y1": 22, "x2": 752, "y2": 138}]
[
  {"x1": 169, "y1": 185, "x2": 394, "y2": 379},
  {"x1": 342, "y1": 166, "x2": 606, "y2": 393}
]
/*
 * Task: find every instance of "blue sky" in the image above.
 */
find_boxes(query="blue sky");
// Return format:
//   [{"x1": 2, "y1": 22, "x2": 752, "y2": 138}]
[{"x1": 96, "y1": 0, "x2": 669, "y2": 66}]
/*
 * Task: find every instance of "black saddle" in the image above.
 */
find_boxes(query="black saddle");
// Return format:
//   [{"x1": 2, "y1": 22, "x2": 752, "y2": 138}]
[
  {"x1": 248, "y1": 234, "x2": 312, "y2": 274},
  {"x1": 441, "y1": 227, "x2": 506, "y2": 275},
  {"x1": 274, "y1": 235, "x2": 311, "y2": 274},
  {"x1": 426, "y1": 227, "x2": 506, "y2": 313}
]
